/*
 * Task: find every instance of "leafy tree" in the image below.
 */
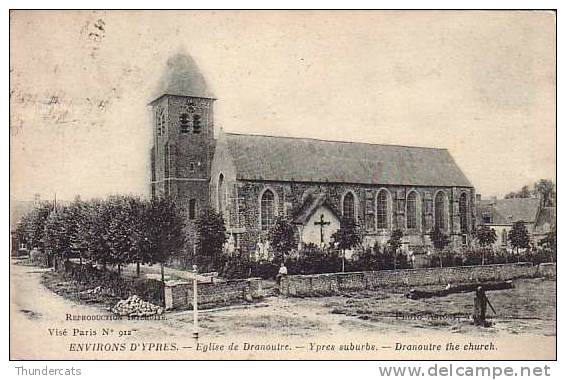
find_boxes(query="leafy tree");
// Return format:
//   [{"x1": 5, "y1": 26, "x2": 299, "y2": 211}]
[
  {"x1": 430, "y1": 227, "x2": 450, "y2": 251},
  {"x1": 14, "y1": 203, "x2": 53, "y2": 251},
  {"x1": 534, "y1": 179, "x2": 556, "y2": 207},
  {"x1": 268, "y1": 217, "x2": 298, "y2": 262},
  {"x1": 331, "y1": 219, "x2": 363, "y2": 272},
  {"x1": 473, "y1": 225, "x2": 497, "y2": 248},
  {"x1": 472, "y1": 225, "x2": 498, "y2": 265},
  {"x1": 505, "y1": 185, "x2": 531, "y2": 199},
  {"x1": 79, "y1": 199, "x2": 113, "y2": 268},
  {"x1": 103, "y1": 196, "x2": 149, "y2": 276},
  {"x1": 430, "y1": 227, "x2": 450, "y2": 267},
  {"x1": 332, "y1": 219, "x2": 362, "y2": 251},
  {"x1": 146, "y1": 196, "x2": 186, "y2": 279},
  {"x1": 508, "y1": 220, "x2": 530, "y2": 255},
  {"x1": 387, "y1": 229, "x2": 405, "y2": 269},
  {"x1": 538, "y1": 228, "x2": 556, "y2": 253},
  {"x1": 195, "y1": 206, "x2": 226, "y2": 271},
  {"x1": 43, "y1": 206, "x2": 74, "y2": 268}
]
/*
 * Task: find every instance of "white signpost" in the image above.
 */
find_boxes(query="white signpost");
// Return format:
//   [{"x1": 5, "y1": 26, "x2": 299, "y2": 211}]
[{"x1": 192, "y1": 265, "x2": 198, "y2": 339}]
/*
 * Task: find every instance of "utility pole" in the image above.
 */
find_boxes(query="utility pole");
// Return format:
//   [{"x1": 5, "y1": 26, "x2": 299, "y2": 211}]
[{"x1": 192, "y1": 264, "x2": 198, "y2": 339}]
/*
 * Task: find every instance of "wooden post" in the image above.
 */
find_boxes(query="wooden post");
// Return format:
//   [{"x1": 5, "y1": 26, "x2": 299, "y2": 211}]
[
  {"x1": 192, "y1": 264, "x2": 199, "y2": 339},
  {"x1": 160, "y1": 262, "x2": 165, "y2": 282},
  {"x1": 136, "y1": 261, "x2": 141, "y2": 277}
]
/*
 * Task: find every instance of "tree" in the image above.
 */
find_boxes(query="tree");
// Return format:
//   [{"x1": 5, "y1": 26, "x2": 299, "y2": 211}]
[
  {"x1": 538, "y1": 228, "x2": 556, "y2": 262},
  {"x1": 387, "y1": 229, "x2": 405, "y2": 270},
  {"x1": 268, "y1": 217, "x2": 298, "y2": 262},
  {"x1": 508, "y1": 220, "x2": 530, "y2": 255},
  {"x1": 505, "y1": 185, "x2": 531, "y2": 199},
  {"x1": 474, "y1": 225, "x2": 497, "y2": 247},
  {"x1": 195, "y1": 206, "x2": 226, "y2": 271},
  {"x1": 473, "y1": 225, "x2": 498, "y2": 265},
  {"x1": 103, "y1": 196, "x2": 149, "y2": 277},
  {"x1": 534, "y1": 179, "x2": 555, "y2": 207},
  {"x1": 430, "y1": 227, "x2": 450, "y2": 251},
  {"x1": 146, "y1": 196, "x2": 186, "y2": 280},
  {"x1": 430, "y1": 228, "x2": 450, "y2": 267},
  {"x1": 15, "y1": 203, "x2": 53, "y2": 252},
  {"x1": 538, "y1": 228, "x2": 556, "y2": 251},
  {"x1": 43, "y1": 206, "x2": 74, "y2": 268},
  {"x1": 331, "y1": 219, "x2": 362, "y2": 271},
  {"x1": 331, "y1": 219, "x2": 362, "y2": 251}
]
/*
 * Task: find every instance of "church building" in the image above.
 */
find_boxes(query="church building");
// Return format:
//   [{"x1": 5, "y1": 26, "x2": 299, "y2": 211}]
[{"x1": 150, "y1": 54, "x2": 476, "y2": 257}]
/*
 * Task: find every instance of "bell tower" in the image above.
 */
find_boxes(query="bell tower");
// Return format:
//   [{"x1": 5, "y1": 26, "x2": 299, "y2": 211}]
[{"x1": 149, "y1": 53, "x2": 216, "y2": 223}]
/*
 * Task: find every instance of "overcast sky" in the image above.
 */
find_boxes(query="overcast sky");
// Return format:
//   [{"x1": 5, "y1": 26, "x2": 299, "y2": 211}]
[{"x1": 10, "y1": 10, "x2": 556, "y2": 201}]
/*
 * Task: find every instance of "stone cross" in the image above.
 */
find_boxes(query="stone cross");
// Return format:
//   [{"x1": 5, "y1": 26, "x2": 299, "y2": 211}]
[{"x1": 314, "y1": 214, "x2": 331, "y2": 244}]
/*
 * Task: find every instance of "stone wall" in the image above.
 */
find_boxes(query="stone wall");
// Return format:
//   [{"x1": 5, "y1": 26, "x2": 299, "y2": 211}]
[
  {"x1": 220, "y1": 180, "x2": 475, "y2": 255},
  {"x1": 164, "y1": 277, "x2": 263, "y2": 310},
  {"x1": 280, "y1": 262, "x2": 553, "y2": 297}
]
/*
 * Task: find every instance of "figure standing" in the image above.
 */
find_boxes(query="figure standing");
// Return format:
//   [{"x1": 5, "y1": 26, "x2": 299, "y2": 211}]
[
  {"x1": 473, "y1": 286, "x2": 496, "y2": 326},
  {"x1": 276, "y1": 262, "x2": 288, "y2": 286}
]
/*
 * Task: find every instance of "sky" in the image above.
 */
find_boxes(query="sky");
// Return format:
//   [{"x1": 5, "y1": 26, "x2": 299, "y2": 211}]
[{"x1": 10, "y1": 10, "x2": 556, "y2": 202}]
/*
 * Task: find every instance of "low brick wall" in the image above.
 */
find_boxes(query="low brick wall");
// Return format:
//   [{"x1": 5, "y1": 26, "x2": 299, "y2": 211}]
[
  {"x1": 164, "y1": 278, "x2": 263, "y2": 310},
  {"x1": 280, "y1": 262, "x2": 552, "y2": 297}
]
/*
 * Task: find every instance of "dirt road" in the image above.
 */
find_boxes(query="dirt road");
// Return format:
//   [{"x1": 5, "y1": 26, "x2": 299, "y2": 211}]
[{"x1": 10, "y1": 262, "x2": 556, "y2": 360}]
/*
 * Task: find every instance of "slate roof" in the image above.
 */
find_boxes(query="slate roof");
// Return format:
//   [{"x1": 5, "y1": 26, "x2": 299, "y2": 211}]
[
  {"x1": 222, "y1": 133, "x2": 473, "y2": 187},
  {"x1": 477, "y1": 198, "x2": 541, "y2": 225}
]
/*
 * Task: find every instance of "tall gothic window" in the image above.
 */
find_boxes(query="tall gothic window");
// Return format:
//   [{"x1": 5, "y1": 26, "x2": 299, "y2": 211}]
[
  {"x1": 459, "y1": 193, "x2": 468, "y2": 233},
  {"x1": 434, "y1": 191, "x2": 447, "y2": 231},
  {"x1": 406, "y1": 191, "x2": 418, "y2": 229},
  {"x1": 217, "y1": 173, "x2": 226, "y2": 214},
  {"x1": 260, "y1": 189, "x2": 275, "y2": 231},
  {"x1": 342, "y1": 192, "x2": 355, "y2": 222},
  {"x1": 376, "y1": 190, "x2": 390, "y2": 229}
]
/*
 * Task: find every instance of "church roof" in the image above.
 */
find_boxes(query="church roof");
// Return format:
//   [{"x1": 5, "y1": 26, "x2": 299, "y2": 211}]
[
  {"x1": 222, "y1": 133, "x2": 473, "y2": 187},
  {"x1": 150, "y1": 53, "x2": 214, "y2": 103}
]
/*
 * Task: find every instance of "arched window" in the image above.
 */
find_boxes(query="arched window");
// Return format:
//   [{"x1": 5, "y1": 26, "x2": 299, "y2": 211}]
[
  {"x1": 342, "y1": 192, "x2": 355, "y2": 222},
  {"x1": 189, "y1": 199, "x2": 196, "y2": 220},
  {"x1": 376, "y1": 190, "x2": 390, "y2": 229},
  {"x1": 217, "y1": 173, "x2": 225, "y2": 214},
  {"x1": 459, "y1": 193, "x2": 468, "y2": 233},
  {"x1": 260, "y1": 189, "x2": 275, "y2": 231},
  {"x1": 406, "y1": 191, "x2": 419, "y2": 229},
  {"x1": 434, "y1": 191, "x2": 447, "y2": 231}
]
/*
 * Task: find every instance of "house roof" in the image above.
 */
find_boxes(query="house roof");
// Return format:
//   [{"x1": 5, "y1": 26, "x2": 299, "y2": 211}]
[
  {"x1": 477, "y1": 198, "x2": 540, "y2": 225},
  {"x1": 222, "y1": 133, "x2": 473, "y2": 187}
]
